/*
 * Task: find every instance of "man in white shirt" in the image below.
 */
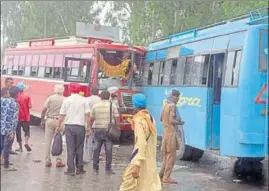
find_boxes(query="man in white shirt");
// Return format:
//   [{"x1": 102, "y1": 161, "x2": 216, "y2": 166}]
[
  {"x1": 58, "y1": 83, "x2": 91, "y2": 176},
  {"x1": 84, "y1": 86, "x2": 101, "y2": 163}
]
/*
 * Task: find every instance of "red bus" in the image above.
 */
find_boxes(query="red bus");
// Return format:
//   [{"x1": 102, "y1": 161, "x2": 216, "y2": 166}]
[{"x1": 1, "y1": 36, "x2": 146, "y2": 142}]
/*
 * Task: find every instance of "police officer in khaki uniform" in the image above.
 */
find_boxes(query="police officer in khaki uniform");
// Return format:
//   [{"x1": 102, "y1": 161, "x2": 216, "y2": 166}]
[
  {"x1": 41, "y1": 84, "x2": 65, "y2": 168},
  {"x1": 159, "y1": 89, "x2": 184, "y2": 184}
]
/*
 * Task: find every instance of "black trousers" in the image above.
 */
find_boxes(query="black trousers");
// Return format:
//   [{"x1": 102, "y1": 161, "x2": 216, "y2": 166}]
[
  {"x1": 16, "y1": 121, "x2": 30, "y2": 143},
  {"x1": 65, "y1": 125, "x2": 85, "y2": 172}
]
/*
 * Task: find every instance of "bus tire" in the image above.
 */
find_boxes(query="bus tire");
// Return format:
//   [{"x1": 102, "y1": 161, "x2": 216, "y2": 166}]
[
  {"x1": 233, "y1": 158, "x2": 265, "y2": 182},
  {"x1": 191, "y1": 148, "x2": 204, "y2": 162},
  {"x1": 178, "y1": 125, "x2": 193, "y2": 161},
  {"x1": 30, "y1": 115, "x2": 41, "y2": 126}
]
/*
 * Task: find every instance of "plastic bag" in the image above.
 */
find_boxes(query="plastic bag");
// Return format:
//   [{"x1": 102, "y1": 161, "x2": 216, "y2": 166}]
[{"x1": 51, "y1": 132, "x2": 63, "y2": 156}]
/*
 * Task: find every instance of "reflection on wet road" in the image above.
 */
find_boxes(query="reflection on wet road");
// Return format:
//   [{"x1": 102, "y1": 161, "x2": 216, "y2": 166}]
[{"x1": 1, "y1": 127, "x2": 267, "y2": 191}]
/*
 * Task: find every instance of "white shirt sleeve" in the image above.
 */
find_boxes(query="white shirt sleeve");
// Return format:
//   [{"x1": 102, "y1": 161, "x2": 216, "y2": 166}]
[
  {"x1": 84, "y1": 98, "x2": 91, "y2": 114},
  {"x1": 59, "y1": 98, "x2": 67, "y2": 115}
]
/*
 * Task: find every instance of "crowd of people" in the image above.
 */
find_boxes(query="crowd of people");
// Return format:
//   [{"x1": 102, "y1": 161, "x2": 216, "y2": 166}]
[
  {"x1": 1, "y1": 77, "x2": 184, "y2": 190},
  {"x1": 1, "y1": 77, "x2": 33, "y2": 171}
]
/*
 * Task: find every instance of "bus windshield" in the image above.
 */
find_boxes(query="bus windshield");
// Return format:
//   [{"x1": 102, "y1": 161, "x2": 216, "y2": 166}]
[{"x1": 260, "y1": 30, "x2": 268, "y2": 72}]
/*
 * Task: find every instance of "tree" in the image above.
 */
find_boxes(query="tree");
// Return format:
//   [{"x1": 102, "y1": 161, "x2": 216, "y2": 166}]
[{"x1": 104, "y1": 1, "x2": 267, "y2": 45}]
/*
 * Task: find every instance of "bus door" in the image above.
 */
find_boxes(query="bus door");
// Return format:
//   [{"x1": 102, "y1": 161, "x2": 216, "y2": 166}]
[
  {"x1": 63, "y1": 57, "x2": 93, "y2": 96},
  {"x1": 207, "y1": 53, "x2": 225, "y2": 149}
]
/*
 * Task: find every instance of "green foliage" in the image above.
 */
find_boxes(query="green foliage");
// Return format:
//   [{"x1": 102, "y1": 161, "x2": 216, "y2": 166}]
[
  {"x1": 1, "y1": 1, "x2": 100, "y2": 45},
  {"x1": 106, "y1": 1, "x2": 267, "y2": 45},
  {"x1": 1, "y1": 1, "x2": 267, "y2": 48}
]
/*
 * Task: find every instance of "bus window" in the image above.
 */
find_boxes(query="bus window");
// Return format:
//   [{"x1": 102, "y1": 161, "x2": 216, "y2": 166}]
[
  {"x1": 223, "y1": 50, "x2": 242, "y2": 86},
  {"x1": 12, "y1": 66, "x2": 18, "y2": 75},
  {"x1": 176, "y1": 57, "x2": 185, "y2": 85},
  {"x1": 39, "y1": 55, "x2": 46, "y2": 67},
  {"x1": 191, "y1": 56, "x2": 205, "y2": 85},
  {"x1": 170, "y1": 59, "x2": 178, "y2": 85},
  {"x1": 38, "y1": 67, "x2": 45, "y2": 77},
  {"x1": 24, "y1": 66, "x2": 31, "y2": 76},
  {"x1": 31, "y1": 66, "x2": 38, "y2": 77},
  {"x1": 162, "y1": 60, "x2": 172, "y2": 85},
  {"x1": 53, "y1": 67, "x2": 62, "y2": 79},
  {"x1": 200, "y1": 55, "x2": 210, "y2": 85},
  {"x1": 18, "y1": 66, "x2": 24, "y2": 76},
  {"x1": 12, "y1": 55, "x2": 20, "y2": 75},
  {"x1": 54, "y1": 54, "x2": 63, "y2": 67},
  {"x1": 7, "y1": 56, "x2": 14, "y2": 75},
  {"x1": 70, "y1": 68, "x2": 79, "y2": 76},
  {"x1": 46, "y1": 54, "x2": 55, "y2": 67},
  {"x1": 147, "y1": 63, "x2": 154, "y2": 85},
  {"x1": 183, "y1": 57, "x2": 193, "y2": 85},
  {"x1": 231, "y1": 50, "x2": 242, "y2": 86},
  {"x1": 152, "y1": 62, "x2": 161, "y2": 85},
  {"x1": 45, "y1": 67, "x2": 53, "y2": 78},
  {"x1": 25, "y1": 55, "x2": 32, "y2": 66},
  {"x1": 159, "y1": 61, "x2": 166, "y2": 85},
  {"x1": 2, "y1": 65, "x2": 7, "y2": 74},
  {"x1": 24, "y1": 55, "x2": 31, "y2": 76},
  {"x1": 18, "y1": 57, "x2": 25, "y2": 75},
  {"x1": 14, "y1": 55, "x2": 20, "y2": 66},
  {"x1": 259, "y1": 30, "x2": 268, "y2": 72}
]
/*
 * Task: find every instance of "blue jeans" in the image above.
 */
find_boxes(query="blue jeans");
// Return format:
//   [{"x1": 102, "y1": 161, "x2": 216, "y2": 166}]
[
  {"x1": 1, "y1": 134, "x2": 12, "y2": 168},
  {"x1": 93, "y1": 129, "x2": 113, "y2": 171}
]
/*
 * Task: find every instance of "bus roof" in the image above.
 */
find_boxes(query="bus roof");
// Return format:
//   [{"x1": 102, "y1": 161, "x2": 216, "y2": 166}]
[
  {"x1": 5, "y1": 36, "x2": 146, "y2": 55},
  {"x1": 148, "y1": 7, "x2": 268, "y2": 51}
]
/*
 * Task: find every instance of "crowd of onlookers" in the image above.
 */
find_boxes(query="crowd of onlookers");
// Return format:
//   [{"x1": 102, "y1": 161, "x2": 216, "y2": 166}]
[
  {"x1": 1, "y1": 77, "x2": 183, "y2": 190},
  {"x1": 1, "y1": 77, "x2": 32, "y2": 171}
]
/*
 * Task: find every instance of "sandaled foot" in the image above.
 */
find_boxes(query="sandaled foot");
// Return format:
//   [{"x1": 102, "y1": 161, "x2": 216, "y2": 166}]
[
  {"x1": 163, "y1": 178, "x2": 178, "y2": 184},
  {"x1": 24, "y1": 144, "x2": 32, "y2": 152},
  {"x1": 15, "y1": 148, "x2": 23, "y2": 152},
  {"x1": 4, "y1": 167, "x2": 17, "y2": 171},
  {"x1": 45, "y1": 161, "x2": 52, "y2": 167},
  {"x1": 56, "y1": 161, "x2": 65, "y2": 168},
  {"x1": 9, "y1": 150, "x2": 18, "y2": 155}
]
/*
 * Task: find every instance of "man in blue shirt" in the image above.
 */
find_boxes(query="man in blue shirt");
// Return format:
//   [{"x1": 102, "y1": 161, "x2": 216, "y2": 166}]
[{"x1": 1, "y1": 87, "x2": 19, "y2": 171}]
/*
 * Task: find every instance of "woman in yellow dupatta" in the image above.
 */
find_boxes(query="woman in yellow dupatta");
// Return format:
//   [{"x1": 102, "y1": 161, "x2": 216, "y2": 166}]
[{"x1": 119, "y1": 93, "x2": 162, "y2": 191}]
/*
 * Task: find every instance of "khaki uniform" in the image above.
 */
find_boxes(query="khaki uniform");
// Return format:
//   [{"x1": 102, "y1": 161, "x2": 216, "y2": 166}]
[
  {"x1": 44, "y1": 94, "x2": 64, "y2": 162},
  {"x1": 159, "y1": 102, "x2": 180, "y2": 180},
  {"x1": 120, "y1": 114, "x2": 162, "y2": 191}
]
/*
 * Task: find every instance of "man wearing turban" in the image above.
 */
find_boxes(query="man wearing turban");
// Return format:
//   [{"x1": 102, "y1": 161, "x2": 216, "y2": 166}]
[{"x1": 119, "y1": 93, "x2": 162, "y2": 191}]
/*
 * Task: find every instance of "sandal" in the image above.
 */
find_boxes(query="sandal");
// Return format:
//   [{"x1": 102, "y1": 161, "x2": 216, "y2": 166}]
[
  {"x1": 56, "y1": 161, "x2": 65, "y2": 168},
  {"x1": 163, "y1": 178, "x2": 178, "y2": 184},
  {"x1": 4, "y1": 167, "x2": 17, "y2": 171},
  {"x1": 24, "y1": 144, "x2": 32, "y2": 152}
]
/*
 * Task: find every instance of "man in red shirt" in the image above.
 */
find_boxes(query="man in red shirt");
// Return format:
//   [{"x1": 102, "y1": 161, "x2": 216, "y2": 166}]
[{"x1": 16, "y1": 82, "x2": 32, "y2": 152}]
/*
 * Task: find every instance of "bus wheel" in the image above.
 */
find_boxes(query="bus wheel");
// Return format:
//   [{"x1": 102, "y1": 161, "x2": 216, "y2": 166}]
[
  {"x1": 177, "y1": 125, "x2": 193, "y2": 161},
  {"x1": 30, "y1": 115, "x2": 41, "y2": 126},
  {"x1": 233, "y1": 158, "x2": 264, "y2": 182},
  {"x1": 191, "y1": 148, "x2": 204, "y2": 162}
]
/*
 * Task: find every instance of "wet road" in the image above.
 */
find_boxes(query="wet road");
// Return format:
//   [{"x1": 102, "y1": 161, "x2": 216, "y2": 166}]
[{"x1": 1, "y1": 127, "x2": 267, "y2": 191}]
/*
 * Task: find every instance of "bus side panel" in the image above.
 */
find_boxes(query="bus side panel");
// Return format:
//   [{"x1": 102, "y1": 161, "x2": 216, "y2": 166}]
[
  {"x1": 220, "y1": 28, "x2": 266, "y2": 158},
  {"x1": 220, "y1": 88, "x2": 241, "y2": 156},
  {"x1": 142, "y1": 86, "x2": 209, "y2": 150},
  {"x1": 1, "y1": 75, "x2": 57, "y2": 118}
]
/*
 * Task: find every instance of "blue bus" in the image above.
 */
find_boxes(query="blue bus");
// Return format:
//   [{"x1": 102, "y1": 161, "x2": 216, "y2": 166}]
[{"x1": 136, "y1": 7, "x2": 268, "y2": 176}]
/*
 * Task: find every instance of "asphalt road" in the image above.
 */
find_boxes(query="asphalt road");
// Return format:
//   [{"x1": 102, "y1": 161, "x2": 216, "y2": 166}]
[{"x1": 1, "y1": 126, "x2": 268, "y2": 191}]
